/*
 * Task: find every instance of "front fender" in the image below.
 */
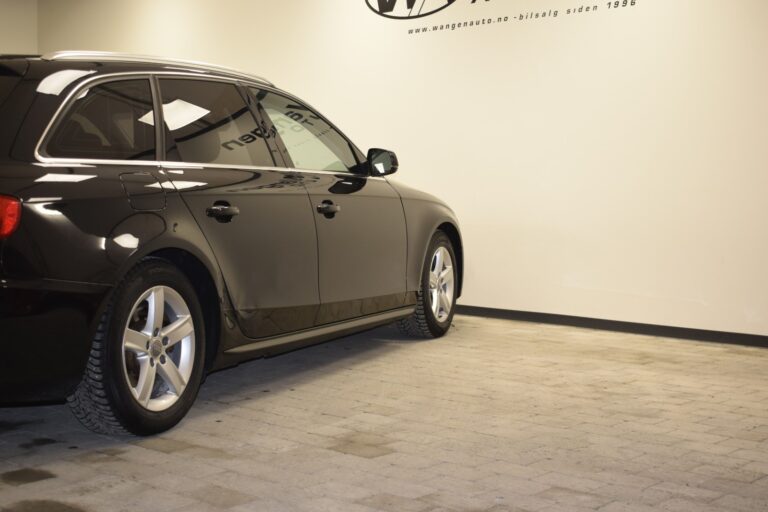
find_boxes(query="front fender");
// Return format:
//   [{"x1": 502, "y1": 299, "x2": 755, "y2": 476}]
[{"x1": 387, "y1": 179, "x2": 464, "y2": 297}]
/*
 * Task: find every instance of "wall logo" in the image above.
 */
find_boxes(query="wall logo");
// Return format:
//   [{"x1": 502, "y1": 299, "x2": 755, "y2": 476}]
[{"x1": 366, "y1": 0, "x2": 456, "y2": 20}]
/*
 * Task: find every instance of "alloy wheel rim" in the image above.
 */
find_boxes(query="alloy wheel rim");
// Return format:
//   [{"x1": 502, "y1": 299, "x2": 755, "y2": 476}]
[
  {"x1": 428, "y1": 246, "x2": 454, "y2": 323},
  {"x1": 122, "y1": 286, "x2": 195, "y2": 412}
]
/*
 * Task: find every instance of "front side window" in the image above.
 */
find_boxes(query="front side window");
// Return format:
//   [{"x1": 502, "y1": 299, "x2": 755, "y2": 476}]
[
  {"x1": 46, "y1": 79, "x2": 156, "y2": 160},
  {"x1": 159, "y1": 79, "x2": 274, "y2": 167},
  {"x1": 253, "y1": 89, "x2": 358, "y2": 172}
]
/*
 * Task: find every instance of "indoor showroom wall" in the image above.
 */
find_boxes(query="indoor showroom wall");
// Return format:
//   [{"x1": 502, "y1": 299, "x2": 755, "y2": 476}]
[
  {"x1": 25, "y1": 0, "x2": 768, "y2": 335},
  {"x1": 0, "y1": 0, "x2": 37, "y2": 54}
]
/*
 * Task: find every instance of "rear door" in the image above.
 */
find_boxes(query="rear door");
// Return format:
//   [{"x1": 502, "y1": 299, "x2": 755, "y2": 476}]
[
  {"x1": 157, "y1": 78, "x2": 319, "y2": 339},
  {"x1": 251, "y1": 88, "x2": 408, "y2": 325}
]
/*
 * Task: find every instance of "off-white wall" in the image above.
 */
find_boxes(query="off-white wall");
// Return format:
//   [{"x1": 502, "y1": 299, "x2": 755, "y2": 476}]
[
  {"x1": 0, "y1": 0, "x2": 37, "y2": 54},
  {"x1": 35, "y1": 0, "x2": 768, "y2": 335}
]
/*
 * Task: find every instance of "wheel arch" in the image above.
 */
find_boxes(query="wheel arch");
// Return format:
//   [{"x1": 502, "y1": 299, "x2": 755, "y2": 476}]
[
  {"x1": 105, "y1": 243, "x2": 226, "y2": 374},
  {"x1": 146, "y1": 248, "x2": 221, "y2": 372},
  {"x1": 436, "y1": 222, "x2": 464, "y2": 298},
  {"x1": 399, "y1": 196, "x2": 464, "y2": 300}
]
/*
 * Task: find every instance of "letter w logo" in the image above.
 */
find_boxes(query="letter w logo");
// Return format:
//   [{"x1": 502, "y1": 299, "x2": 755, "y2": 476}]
[
  {"x1": 367, "y1": 0, "x2": 455, "y2": 19},
  {"x1": 377, "y1": 0, "x2": 416, "y2": 13}
]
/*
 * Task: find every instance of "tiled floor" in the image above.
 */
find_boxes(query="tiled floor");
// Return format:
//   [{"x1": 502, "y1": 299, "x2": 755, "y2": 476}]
[{"x1": 1, "y1": 315, "x2": 767, "y2": 512}]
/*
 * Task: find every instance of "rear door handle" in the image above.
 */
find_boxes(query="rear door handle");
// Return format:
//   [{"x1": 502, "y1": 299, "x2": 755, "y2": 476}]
[
  {"x1": 317, "y1": 200, "x2": 341, "y2": 218},
  {"x1": 206, "y1": 203, "x2": 240, "y2": 222}
]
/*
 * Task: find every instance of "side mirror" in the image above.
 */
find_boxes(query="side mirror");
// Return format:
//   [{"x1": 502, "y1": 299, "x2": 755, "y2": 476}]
[{"x1": 367, "y1": 148, "x2": 399, "y2": 176}]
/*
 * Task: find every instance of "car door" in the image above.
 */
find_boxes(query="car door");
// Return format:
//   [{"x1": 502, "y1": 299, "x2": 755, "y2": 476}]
[
  {"x1": 157, "y1": 77, "x2": 319, "y2": 339},
  {"x1": 251, "y1": 88, "x2": 408, "y2": 325}
]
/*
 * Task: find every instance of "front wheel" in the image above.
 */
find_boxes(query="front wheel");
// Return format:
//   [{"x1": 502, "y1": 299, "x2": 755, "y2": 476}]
[
  {"x1": 398, "y1": 231, "x2": 457, "y2": 338},
  {"x1": 68, "y1": 260, "x2": 206, "y2": 436}
]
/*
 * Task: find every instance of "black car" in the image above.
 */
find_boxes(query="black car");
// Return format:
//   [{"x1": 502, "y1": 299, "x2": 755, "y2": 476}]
[{"x1": 0, "y1": 52, "x2": 463, "y2": 435}]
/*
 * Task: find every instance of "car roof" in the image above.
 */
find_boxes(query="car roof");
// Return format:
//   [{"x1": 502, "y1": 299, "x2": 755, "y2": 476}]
[{"x1": 1, "y1": 51, "x2": 275, "y2": 88}]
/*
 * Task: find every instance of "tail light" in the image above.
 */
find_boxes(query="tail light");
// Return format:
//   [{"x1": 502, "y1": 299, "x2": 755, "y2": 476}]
[{"x1": 0, "y1": 195, "x2": 21, "y2": 239}]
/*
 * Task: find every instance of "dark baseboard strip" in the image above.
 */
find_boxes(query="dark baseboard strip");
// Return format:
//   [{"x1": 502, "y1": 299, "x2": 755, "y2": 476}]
[{"x1": 456, "y1": 305, "x2": 768, "y2": 348}]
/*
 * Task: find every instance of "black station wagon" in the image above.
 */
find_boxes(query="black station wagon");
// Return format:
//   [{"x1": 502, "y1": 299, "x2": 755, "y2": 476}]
[{"x1": 0, "y1": 52, "x2": 463, "y2": 435}]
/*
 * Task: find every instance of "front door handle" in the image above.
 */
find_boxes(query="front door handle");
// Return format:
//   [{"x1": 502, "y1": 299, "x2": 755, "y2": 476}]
[
  {"x1": 206, "y1": 203, "x2": 240, "y2": 223},
  {"x1": 317, "y1": 200, "x2": 341, "y2": 218}
]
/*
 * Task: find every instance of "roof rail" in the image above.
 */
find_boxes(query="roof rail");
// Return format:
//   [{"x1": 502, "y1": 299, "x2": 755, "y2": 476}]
[{"x1": 40, "y1": 51, "x2": 274, "y2": 87}]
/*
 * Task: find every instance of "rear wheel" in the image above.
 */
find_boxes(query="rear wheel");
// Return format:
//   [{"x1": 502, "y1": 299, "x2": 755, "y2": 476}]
[
  {"x1": 68, "y1": 260, "x2": 205, "y2": 436},
  {"x1": 398, "y1": 231, "x2": 457, "y2": 338}
]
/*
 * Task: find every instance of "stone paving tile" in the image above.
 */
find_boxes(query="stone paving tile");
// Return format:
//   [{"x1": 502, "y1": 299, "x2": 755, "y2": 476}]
[
  {"x1": 598, "y1": 502, "x2": 661, "y2": 512},
  {"x1": 658, "y1": 497, "x2": 741, "y2": 512},
  {"x1": 592, "y1": 483, "x2": 673, "y2": 506},
  {"x1": 358, "y1": 492, "x2": 434, "y2": 511},
  {"x1": 711, "y1": 494, "x2": 768, "y2": 512},
  {"x1": 691, "y1": 464, "x2": 767, "y2": 483},
  {"x1": 647, "y1": 481, "x2": 723, "y2": 501},
  {"x1": 536, "y1": 486, "x2": 613, "y2": 509},
  {"x1": 534, "y1": 472, "x2": 606, "y2": 493},
  {"x1": 1, "y1": 315, "x2": 767, "y2": 511},
  {"x1": 186, "y1": 484, "x2": 256, "y2": 508}
]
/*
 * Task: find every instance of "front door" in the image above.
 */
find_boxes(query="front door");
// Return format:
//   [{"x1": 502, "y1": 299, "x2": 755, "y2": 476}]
[
  {"x1": 253, "y1": 89, "x2": 408, "y2": 324},
  {"x1": 157, "y1": 78, "x2": 319, "y2": 339}
]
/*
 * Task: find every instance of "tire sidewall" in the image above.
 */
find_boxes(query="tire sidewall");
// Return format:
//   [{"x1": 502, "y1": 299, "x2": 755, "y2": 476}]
[
  {"x1": 421, "y1": 232, "x2": 457, "y2": 337},
  {"x1": 104, "y1": 261, "x2": 206, "y2": 435}
]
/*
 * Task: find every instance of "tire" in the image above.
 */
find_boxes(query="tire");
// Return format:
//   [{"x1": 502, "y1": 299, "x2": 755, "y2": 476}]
[
  {"x1": 398, "y1": 231, "x2": 457, "y2": 338},
  {"x1": 68, "y1": 259, "x2": 206, "y2": 436}
]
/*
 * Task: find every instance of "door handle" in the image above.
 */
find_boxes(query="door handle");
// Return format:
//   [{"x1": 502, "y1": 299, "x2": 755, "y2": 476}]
[
  {"x1": 317, "y1": 200, "x2": 341, "y2": 218},
  {"x1": 206, "y1": 203, "x2": 240, "y2": 223}
]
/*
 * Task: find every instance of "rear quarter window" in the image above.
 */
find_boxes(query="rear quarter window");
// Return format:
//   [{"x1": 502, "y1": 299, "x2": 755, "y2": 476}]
[{"x1": 45, "y1": 79, "x2": 157, "y2": 161}]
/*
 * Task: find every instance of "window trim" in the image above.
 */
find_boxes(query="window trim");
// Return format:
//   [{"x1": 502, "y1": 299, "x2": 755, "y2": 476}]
[
  {"x1": 38, "y1": 73, "x2": 162, "y2": 163},
  {"x1": 237, "y1": 82, "x2": 288, "y2": 168},
  {"x1": 34, "y1": 71, "x2": 371, "y2": 178},
  {"x1": 149, "y1": 75, "x2": 166, "y2": 162}
]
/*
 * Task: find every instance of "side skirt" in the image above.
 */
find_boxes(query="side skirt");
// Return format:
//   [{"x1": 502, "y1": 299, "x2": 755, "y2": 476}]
[{"x1": 214, "y1": 306, "x2": 415, "y2": 368}]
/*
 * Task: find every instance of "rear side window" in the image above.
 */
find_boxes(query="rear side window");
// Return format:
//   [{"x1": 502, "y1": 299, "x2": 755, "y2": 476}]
[
  {"x1": 159, "y1": 79, "x2": 274, "y2": 167},
  {"x1": 46, "y1": 79, "x2": 156, "y2": 161}
]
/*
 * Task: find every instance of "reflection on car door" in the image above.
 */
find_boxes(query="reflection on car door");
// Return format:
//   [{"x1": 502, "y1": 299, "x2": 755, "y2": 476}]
[
  {"x1": 157, "y1": 78, "x2": 319, "y2": 339},
  {"x1": 253, "y1": 89, "x2": 408, "y2": 325}
]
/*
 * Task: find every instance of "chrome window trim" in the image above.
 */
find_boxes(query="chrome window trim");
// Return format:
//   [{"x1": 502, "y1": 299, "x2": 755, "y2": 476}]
[
  {"x1": 30, "y1": 157, "x2": 383, "y2": 180},
  {"x1": 35, "y1": 70, "x2": 377, "y2": 179},
  {"x1": 164, "y1": 163, "x2": 385, "y2": 180}
]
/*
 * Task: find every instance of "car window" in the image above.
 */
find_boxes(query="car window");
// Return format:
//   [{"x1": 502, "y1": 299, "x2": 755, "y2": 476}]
[
  {"x1": 253, "y1": 89, "x2": 358, "y2": 172},
  {"x1": 46, "y1": 79, "x2": 156, "y2": 161},
  {"x1": 159, "y1": 79, "x2": 274, "y2": 167}
]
